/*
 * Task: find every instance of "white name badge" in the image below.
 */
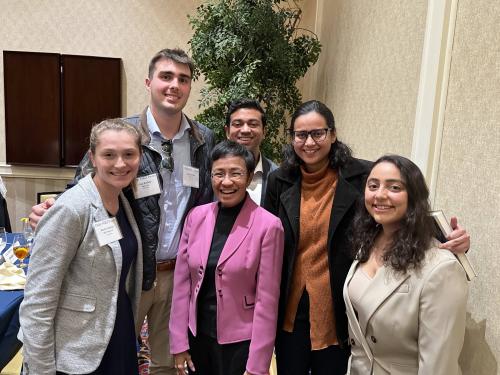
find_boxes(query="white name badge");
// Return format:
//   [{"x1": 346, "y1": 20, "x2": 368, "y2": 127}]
[
  {"x1": 133, "y1": 174, "x2": 161, "y2": 199},
  {"x1": 183, "y1": 166, "x2": 199, "y2": 188},
  {"x1": 0, "y1": 176, "x2": 7, "y2": 199},
  {"x1": 93, "y1": 218, "x2": 123, "y2": 247},
  {"x1": 3, "y1": 244, "x2": 17, "y2": 264}
]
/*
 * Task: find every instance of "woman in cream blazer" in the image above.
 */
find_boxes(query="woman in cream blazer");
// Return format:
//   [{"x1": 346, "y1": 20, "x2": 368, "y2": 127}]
[
  {"x1": 20, "y1": 119, "x2": 143, "y2": 375},
  {"x1": 343, "y1": 155, "x2": 468, "y2": 375}
]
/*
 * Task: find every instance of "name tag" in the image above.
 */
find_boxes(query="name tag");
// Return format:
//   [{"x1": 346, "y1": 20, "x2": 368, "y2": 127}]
[
  {"x1": 93, "y1": 218, "x2": 123, "y2": 247},
  {"x1": 0, "y1": 176, "x2": 7, "y2": 198},
  {"x1": 183, "y1": 166, "x2": 199, "y2": 188},
  {"x1": 2, "y1": 245, "x2": 17, "y2": 264},
  {"x1": 133, "y1": 174, "x2": 161, "y2": 199}
]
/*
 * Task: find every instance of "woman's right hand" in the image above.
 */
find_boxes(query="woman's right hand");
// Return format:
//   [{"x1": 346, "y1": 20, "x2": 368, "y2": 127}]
[
  {"x1": 28, "y1": 198, "x2": 56, "y2": 229},
  {"x1": 174, "y1": 351, "x2": 195, "y2": 375}
]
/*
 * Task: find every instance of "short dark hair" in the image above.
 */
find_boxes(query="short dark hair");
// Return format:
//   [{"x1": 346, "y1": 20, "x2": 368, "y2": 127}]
[
  {"x1": 350, "y1": 154, "x2": 435, "y2": 273},
  {"x1": 148, "y1": 48, "x2": 195, "y2": 79},
  {"x1": 225, "y1": 98, "x2": 267, "y2": 128},
  {"x1": 282, "y1": 100, "x2": 352, "y2": 171},
  {"x1": 211, "y1": 140, "x2": 256, "y2": 174}
]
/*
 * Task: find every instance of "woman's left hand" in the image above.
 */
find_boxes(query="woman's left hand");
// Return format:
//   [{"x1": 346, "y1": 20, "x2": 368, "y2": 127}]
[
  {"x1": 438, "y1": 216, "x2": 470, "y2": 253},
  {"x1": 174, "y1": 351, "x2": 195, "y2": 375}
]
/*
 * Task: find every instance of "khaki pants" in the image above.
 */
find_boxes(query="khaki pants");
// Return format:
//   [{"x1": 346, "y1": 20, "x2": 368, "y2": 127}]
[{"x1": 136, "y1": 269, "x2": 176, "y2": 375}]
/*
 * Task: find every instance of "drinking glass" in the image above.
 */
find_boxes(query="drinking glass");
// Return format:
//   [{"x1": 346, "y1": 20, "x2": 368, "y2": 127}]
[
  {"x1": 21, "y1": 217, "x2": 34, "y2": 244},
  {"x1": 13, "y1": 233, "x2": 30, "y2": 268}
]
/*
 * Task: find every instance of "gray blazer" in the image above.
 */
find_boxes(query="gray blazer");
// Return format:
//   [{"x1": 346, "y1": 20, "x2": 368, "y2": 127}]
[
  {"x1": 344, "y1": 245, "x2": 467, "y2": 375},
  {"x1": 19, "y1": 174, "x2": 143, "y2": 374}
]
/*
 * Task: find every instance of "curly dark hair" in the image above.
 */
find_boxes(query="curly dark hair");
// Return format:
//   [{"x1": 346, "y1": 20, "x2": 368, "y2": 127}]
[
  {"x1": 281, "y1": 100, "x2": 353, "y2": 171},
  {"x1": 350, "y1": 155, "x2": 436, "y2": 273}
]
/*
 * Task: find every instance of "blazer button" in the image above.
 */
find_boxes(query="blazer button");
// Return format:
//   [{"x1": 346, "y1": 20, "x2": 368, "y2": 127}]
[
  {"x1": 350, "y1": 338, "x2": 355, "y2": 346},
  {"x1": 370, "y1": 336, "x2": 377, "y2": 343}
]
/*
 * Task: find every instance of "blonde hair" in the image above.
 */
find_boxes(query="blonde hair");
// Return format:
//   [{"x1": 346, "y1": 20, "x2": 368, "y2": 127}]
[{"x1": 89, "y1": 118, "x2": 142, "y2": 154}]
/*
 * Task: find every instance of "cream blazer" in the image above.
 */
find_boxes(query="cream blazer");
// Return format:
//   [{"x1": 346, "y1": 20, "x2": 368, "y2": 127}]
[{"x1": 343, "y1": 245, "x2": 468, "y2": 375}]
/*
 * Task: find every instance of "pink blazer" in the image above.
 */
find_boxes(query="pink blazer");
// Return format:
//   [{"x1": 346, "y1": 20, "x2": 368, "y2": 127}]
[{"x1": 169, "y1": 196, "x2": 284, "y2": 375}]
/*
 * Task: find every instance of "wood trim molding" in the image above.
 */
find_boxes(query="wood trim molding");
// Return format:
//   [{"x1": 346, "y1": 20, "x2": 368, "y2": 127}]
[
  {"x1": 427, "y1": 0, "x2": 459, "y2": 206},
  {"x1": 411, "y1": 0, "x2": 458, "y2": 205},
  {"x1": 0, "y1": 163, "x2": 75, "y2": 180}
]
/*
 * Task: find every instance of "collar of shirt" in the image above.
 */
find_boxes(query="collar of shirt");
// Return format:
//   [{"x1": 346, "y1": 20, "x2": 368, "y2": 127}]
[
  {"x1": 248, "y1": 153, "x2": 263, "y2": 192},
  {"x1": 146, "y1": 106, "x2": 190, "y2": 141},
  {"x1": 253, "y1": 152, "x2": 264, "y2": 175}
]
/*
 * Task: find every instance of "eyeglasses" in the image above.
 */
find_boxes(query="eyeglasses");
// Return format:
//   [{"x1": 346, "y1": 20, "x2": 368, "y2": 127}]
[
  {"x1": 160, "y1": 140, "x2": 174, "y2": 172},
  {"x1": 290, "y1": 128, "x2": 331, "y2": 144},
  {"x1": 211, "y1": 170, "x2": 247, "y2": 182}
]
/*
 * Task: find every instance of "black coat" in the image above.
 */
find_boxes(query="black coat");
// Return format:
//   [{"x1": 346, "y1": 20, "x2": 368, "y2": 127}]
[
  {"x1": 263, "y1": 157, "x2": 372, "y2": 347},
  {"x1": 0, "y1": 195, "x2": 12, "y2": 232},
  {"x1": 260, "y1": 155, "x2": 278, "y2": 205}
]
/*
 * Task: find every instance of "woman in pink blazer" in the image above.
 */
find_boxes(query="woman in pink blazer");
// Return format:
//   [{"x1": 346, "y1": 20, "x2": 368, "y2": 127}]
[{"x1": 169, "y1": 140, "x2": 284, "y2": 375}]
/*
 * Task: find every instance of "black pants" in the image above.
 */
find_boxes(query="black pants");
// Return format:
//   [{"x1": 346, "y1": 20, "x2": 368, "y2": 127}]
[
  {"x1": 188, "y1": 331, "x2": 250, "y2": 375},
  {"x1": 275, "y1": 291, "x2": 349, "y2": 375}
]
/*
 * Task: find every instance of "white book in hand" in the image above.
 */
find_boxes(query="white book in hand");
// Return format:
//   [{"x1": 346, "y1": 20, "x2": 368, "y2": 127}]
[{"x1": 430, "y1": 210, "x2": 477, "y2": 281}]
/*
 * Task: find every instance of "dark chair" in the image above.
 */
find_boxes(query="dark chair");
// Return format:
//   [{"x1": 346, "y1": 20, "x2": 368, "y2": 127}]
[{"x1": 0, "y1": 196, "x2": 11, "y2": 232}]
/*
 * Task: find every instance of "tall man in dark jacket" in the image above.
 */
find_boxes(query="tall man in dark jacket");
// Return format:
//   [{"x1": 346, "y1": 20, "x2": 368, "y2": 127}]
[{"x1": 29, "y1": 48, "x2": 215, "y2": 375}]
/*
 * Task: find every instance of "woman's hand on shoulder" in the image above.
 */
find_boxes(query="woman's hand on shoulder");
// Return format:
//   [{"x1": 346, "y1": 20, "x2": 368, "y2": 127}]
[
  {"x1": 438, "y1": 216, "x2": 470, "y2": 254},
  {"x1": 28, "y1": 197, "x2": 56, "y2": 229},
  {"x1": 174, "y1": 351, "x2": 195, "y2": 375}
]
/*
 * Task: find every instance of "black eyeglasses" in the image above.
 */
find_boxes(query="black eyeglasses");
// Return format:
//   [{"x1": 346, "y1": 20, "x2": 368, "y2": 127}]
[
  {"x1": 290, "y1": 128, "x2": 331, "y2": 144},
  {"x1": 160, "y1": 140, "x2": 174, "y2": 172},
  {"x1": 211, "y1": 170, "x2": 247, "y2": 182}
]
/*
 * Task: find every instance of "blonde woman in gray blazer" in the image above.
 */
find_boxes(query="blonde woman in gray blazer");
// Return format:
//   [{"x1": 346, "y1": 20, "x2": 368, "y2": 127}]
[
  {"x1": 20, "y1": 119, "x2": 143, "y2": 375},
  {"x1": 344, "y1": 155, "x2": 467, "y2": 375}
]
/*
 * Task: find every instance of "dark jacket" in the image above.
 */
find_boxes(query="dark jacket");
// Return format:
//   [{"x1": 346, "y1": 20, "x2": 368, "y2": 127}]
[
  {"x1": 71, "y1": 108, "x2": 215, "y2": 290},
  {"x1": 263, "y1": 157, "x2": 372, "y2": 347},
  {"x1": 0, "y1": 195, "x2": 12, "y2": 232},
  {"x1": 260, "y1": 155, "x2": 278, "y2": 205}
]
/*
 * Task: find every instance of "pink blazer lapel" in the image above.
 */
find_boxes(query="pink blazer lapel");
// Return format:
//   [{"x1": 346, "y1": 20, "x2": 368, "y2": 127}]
[
  {"x1": 200, "y1": 203, "x2": 218, "y2": 266},
  {"x1": 217, "y1": 197, "x2": 257, "y2": 266}
]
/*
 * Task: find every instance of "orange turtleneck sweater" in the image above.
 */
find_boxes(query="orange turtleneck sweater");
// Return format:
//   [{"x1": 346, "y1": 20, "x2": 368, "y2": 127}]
[{"x1": 283, "y1": 161, "x2": 339, "y2": 350}]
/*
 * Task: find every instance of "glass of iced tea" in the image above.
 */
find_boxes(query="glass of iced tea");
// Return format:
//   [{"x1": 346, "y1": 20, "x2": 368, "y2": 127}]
[{"x1": 13, "y1": 233, "x2": 30, "y2": 268}]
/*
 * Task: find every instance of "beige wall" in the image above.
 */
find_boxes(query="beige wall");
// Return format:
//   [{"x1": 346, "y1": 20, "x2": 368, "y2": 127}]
[
  {"x1": 434, "y1": 0, "x2": 500, "y2": 373},
  {"x1": 0, "y1": 0, "x2": 201, "y2": 230},
  {"x1": 307, "y1": 0, "x2": 427, "y2": 160}
]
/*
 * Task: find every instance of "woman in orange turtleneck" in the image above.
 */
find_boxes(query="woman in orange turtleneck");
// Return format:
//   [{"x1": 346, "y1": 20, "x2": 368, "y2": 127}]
[
  {"x1": 264, "y1": 100, "x2": 471, "y2": 375},
  {"x1": 264, "y1": 100, "x2": 371, "y2": 375}
]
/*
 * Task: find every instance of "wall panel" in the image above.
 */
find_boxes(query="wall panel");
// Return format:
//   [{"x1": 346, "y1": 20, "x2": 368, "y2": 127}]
[
  {"x1": 434, "y1": 0, "x2": 500, "y2": 372},
  {"x1": 311, "y1": 0, "x2": 427, "y2": 160}
]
